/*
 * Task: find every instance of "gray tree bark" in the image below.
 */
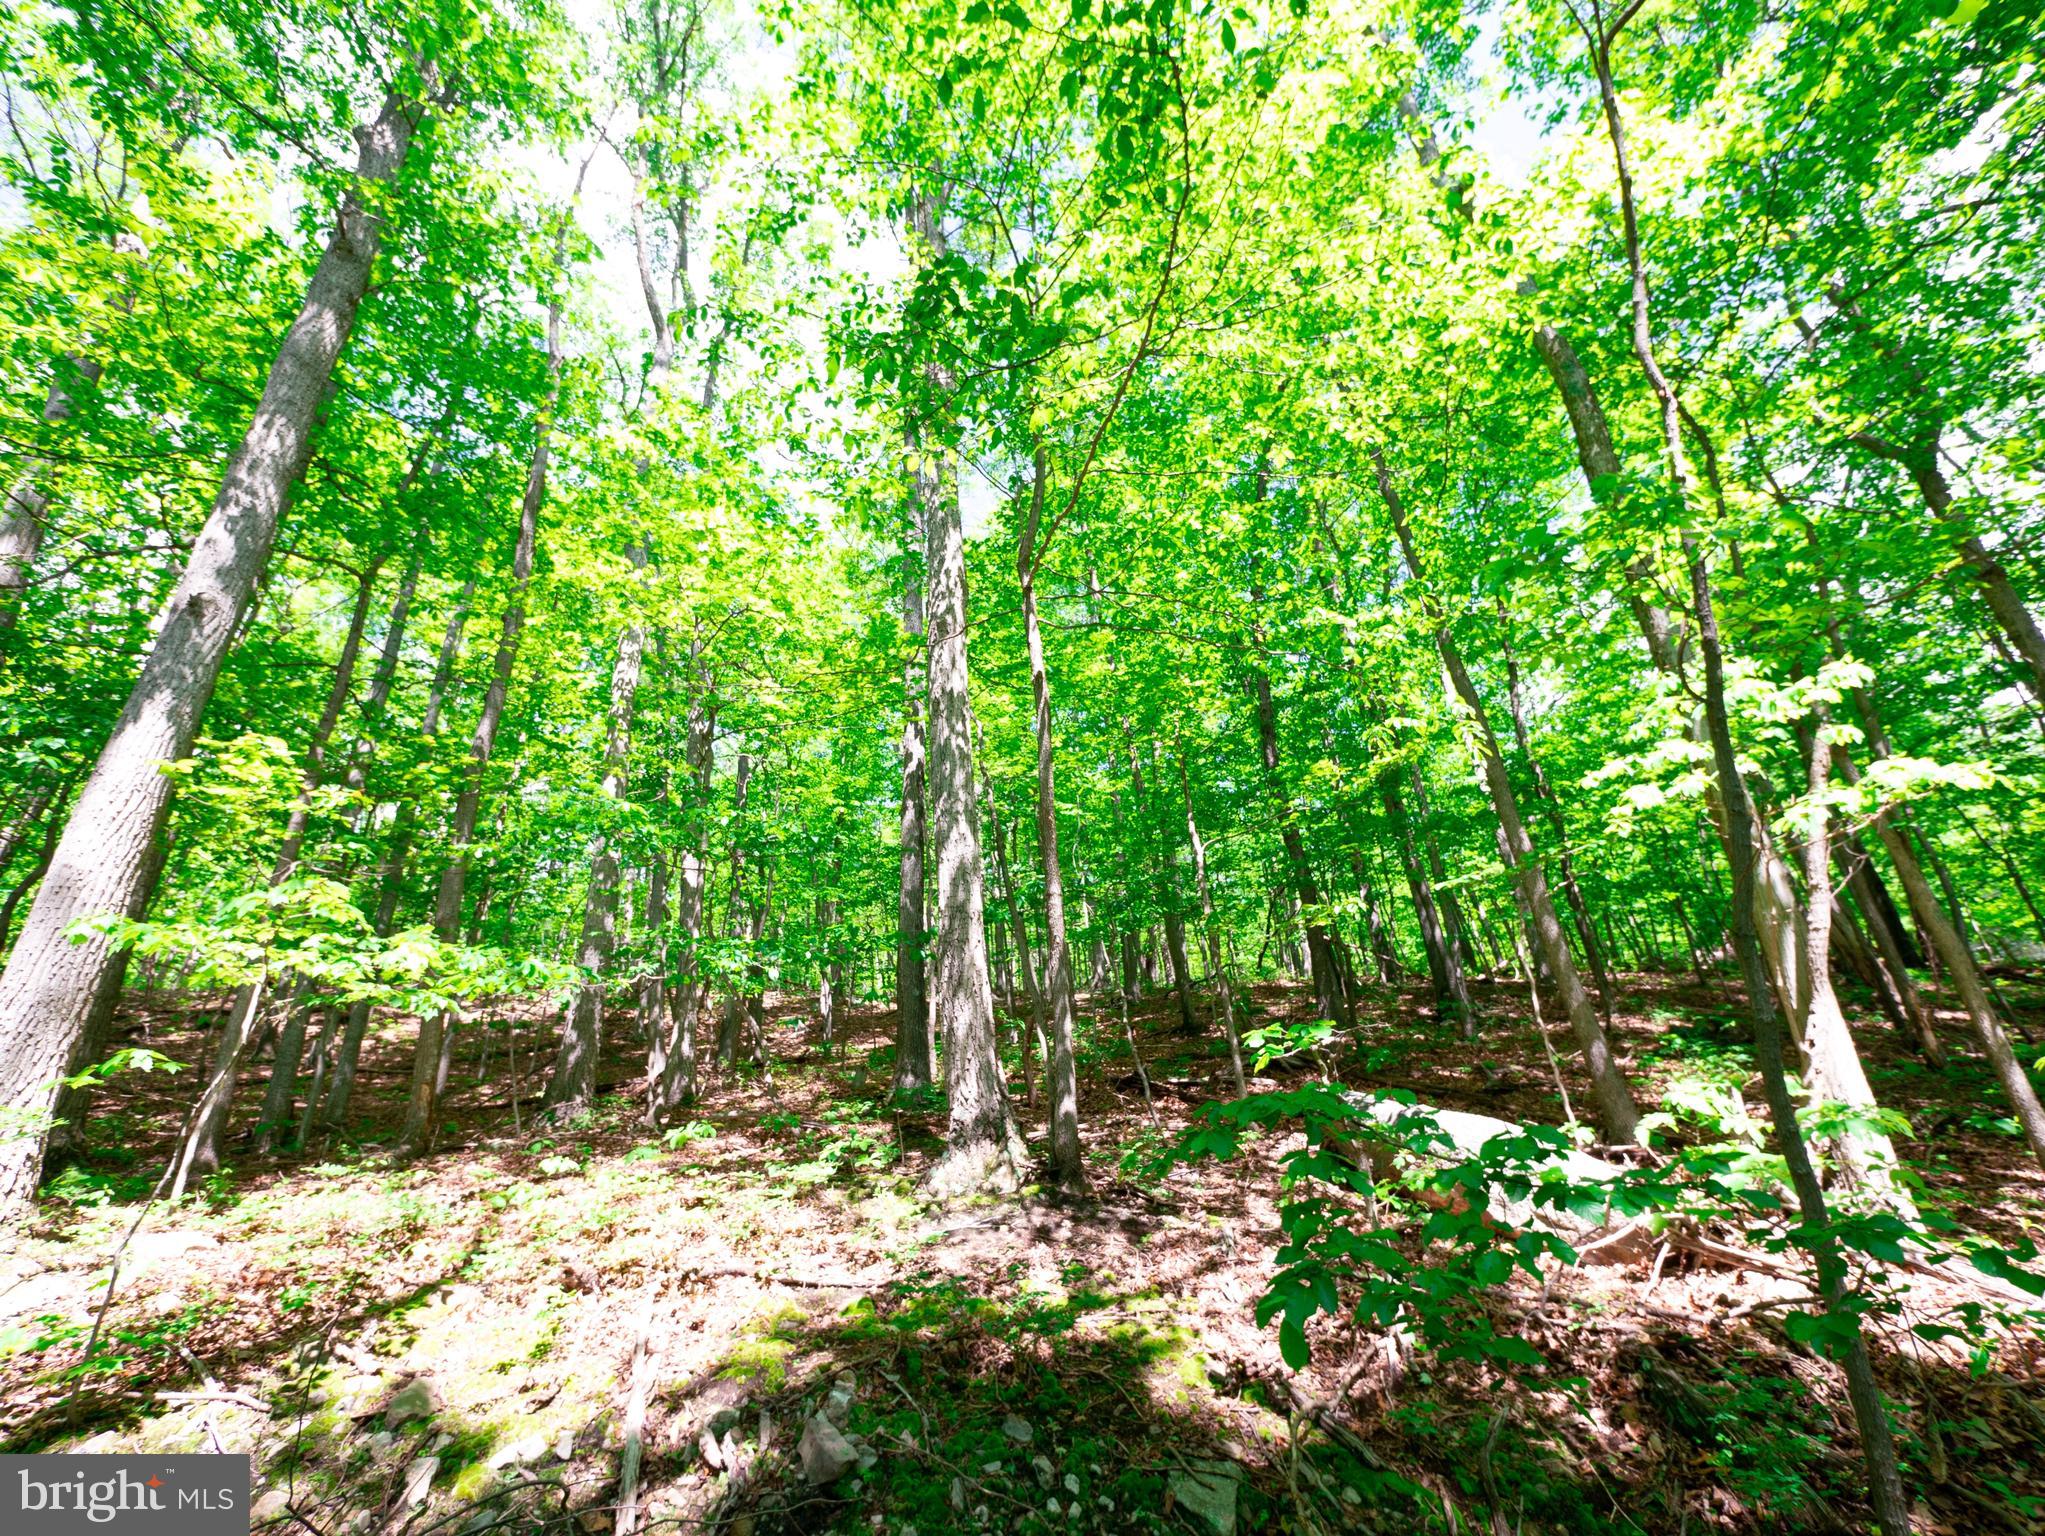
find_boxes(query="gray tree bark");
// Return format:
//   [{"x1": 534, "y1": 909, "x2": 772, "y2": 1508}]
[
  {"x1": 1374, "y1": 449, "x2": 1640, "y2": 1144},
  {"x1": 0, "y1": 81, "x2": 429, "y2": 1216},
  {"x1": 922, "y1": 430, "x2": 1023, "y2": 1197},
  {"x1": 896, "y1": 449, "x2": 933, "y2": 1095},
  {"x1": 1018, "y1": 453, "x2": 1083, "y2": 1190}
]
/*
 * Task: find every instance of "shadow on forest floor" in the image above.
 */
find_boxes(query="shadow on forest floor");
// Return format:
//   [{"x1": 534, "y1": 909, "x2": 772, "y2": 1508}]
[{"x1": 2, "y1": 969, "x2": 2044, "y2": 1533}]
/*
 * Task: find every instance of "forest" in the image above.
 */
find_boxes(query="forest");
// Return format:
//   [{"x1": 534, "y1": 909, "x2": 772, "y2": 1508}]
[{"x1": 0, "y1": 0, "x2": 2043, "y2": 1530}]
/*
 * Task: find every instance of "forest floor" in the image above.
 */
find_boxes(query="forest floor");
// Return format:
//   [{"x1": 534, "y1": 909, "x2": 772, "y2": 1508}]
[{"x1": 2, "y1": 970, "x2": 2044, "y2": 1535}]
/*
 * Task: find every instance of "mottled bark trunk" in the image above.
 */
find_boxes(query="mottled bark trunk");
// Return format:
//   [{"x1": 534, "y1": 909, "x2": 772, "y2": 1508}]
[
  {"x1": 1796, "y1": 709, "x2": 1913, "y2": 1212},
  {"x1": 922, "y1": 432, "x2": 1022, "y2": 1196},
  {"x1": 0, "y1": 84, "x2": 427, "y2": 1215}
]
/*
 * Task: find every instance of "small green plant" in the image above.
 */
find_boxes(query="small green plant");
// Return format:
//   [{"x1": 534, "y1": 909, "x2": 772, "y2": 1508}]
[{"x1": 662, "y1": 1120, "x2": 717, "y2": 1148}]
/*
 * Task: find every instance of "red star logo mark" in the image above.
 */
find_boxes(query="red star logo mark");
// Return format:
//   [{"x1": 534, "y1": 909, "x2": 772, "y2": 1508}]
[{"x1": 147, "y1": 1476, "x2": 163, "y2": 1488}]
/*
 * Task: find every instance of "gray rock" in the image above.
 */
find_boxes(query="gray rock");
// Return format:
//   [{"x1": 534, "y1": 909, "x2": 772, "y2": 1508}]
[
  {"x1": 1167, "y1": 1460, "x2": 1241, "y2": 1536},
  {"x1": 487, "y1": 1434, "x2": 548, "y2": 1470},
  {"x1": 384, "y1": 1377, "x2": 440, "y2": 1431},
  {"x1": 949, "y1": 1477, "x2": 966, "y2": 1511},
  {"x1": 399, "y1": 1455, "x2": 438, "y2": 1510},
  {"x1": 798, "y1": 1414, "x2": 858, "y2": 1483},
  {"x1": 1000, "y1": 1414, "x2": 1033, "y2": 1445},
  {"x1": 1030, "y1": 1454, "x2": 1055, "y2": 1489},
  {"x1": 823, "y1": 1375, "x2": 856, "y2": 1424},
  {"x1": 1062, "y1": 1473, "x2": 1080, "y2": 1496}
]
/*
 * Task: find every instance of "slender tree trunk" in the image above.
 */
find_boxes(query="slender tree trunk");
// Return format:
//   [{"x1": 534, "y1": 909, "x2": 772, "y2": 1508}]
[
  {"x1": 1246, "y1": 658, "x2": 1350, "y2": 1026},
  {"x1": 987, "y1": 787, "x2": 1045, "y2": 1111},
  {"x1": 716, "y1": 754, "x2": 756, "y2": 1068},
  {"x1": 1687, "y1": 531, "x2": 1909, "y2": 1533},
  {"x1": 1125, "y1": 734, "x2": 1198, "y2": 1036},
  {"x1": 1082, "y1": 895, "x2": 1111, "y2": 994},
  {"x1": 1179, "y1": 751, "x2": 1246, "y2": 1094},
  {"x1": 1591, "y1": 36, "x2": 1907, "y2": 1520},
  {"x1": 0, "y1": 81, "x2": 429, "y2": 1216},
  {"x1": 322, "y1": 574, "x2": 475, "y2": 1129},
  {"x1": 543, "y1": 625, "x2": 645, "y2": 1114},
  {"x1": 1498, "y1": 609, "x2": 1616, "y2": 1022},
  {"x1": 0, "y1": 359, "x2": 106, "y2": 639},
  {"x1": 1534, "y1": 320, "x2": 1816, "y2": 1024},
  {"x1": 1796, "y1": 707, "x2": 1914, "y2": 1212},
  {"x1": 654, "y1": 677, "x2": 714, "y2": 1117},
  {"x1": 229, "y1": 558, "x2": 386, "y2": 1160},
  {"x1": 895, "y1": 454, "x2": 933, "y2": 1096},
  {"x1": 1384, "y1": 770, "x2": 1472, "y2": 1035},
  {"x1": 1374, "y1": 450, "x2": 1638, "y2": 1143},
  {"x1": 1353, "y1": 852, "x2": 1401, "y2": 983},
  {"x1": 398, "y1": 248, "x2": 563, "y2": 1154},
  {"x1": 1016, "y1": 455, "x2": 1082, "y2": 1183}
]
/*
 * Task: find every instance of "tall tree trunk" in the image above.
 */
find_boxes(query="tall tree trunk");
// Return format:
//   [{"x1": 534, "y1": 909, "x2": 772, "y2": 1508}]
[
  {"x1": 895, "y1": 454, "x2": 932, "y2": 1095},
  {"x1": 1246, "y1": 653, "x2": 1350, "y2": 1027},
  {"x1": 1687, "y1": 531, "x2": 1909, "y2": 1533},
  {"x1": 921, "y1": 414, "x2": 1023, "y2": 1197},
  {"x1": 1498, "y1": 608, "x2": 1615, "y2": 1022},
  {"x1": 322, "y1": 574, "x2": 475, "y2": 1129},
  {"x1": 1533, "y1": 320, "x2": 1827, "y2": 1027},
  {"x1": 654, "y1": 673, "x2": 714, "y2": 1117},
  {"x1": 1016, "y1": 458, "x2": 1083, "y2": 1186},
  {"x1": 1383, "y1": 770, "x2": 1472, "y2": 1035},
  {"x1": 1591, "y1": 34, "x2": 1907, "y2": 1521},
  {"x1": 397, "y1": 211, "x2": 566, "y2": 1155},
  {"x1": 543, "y1": 625, "x2": 645, "y2": 1114},
  {"x1": 0, "y1": 358, "x2": 103, "y2": 638},
  {"x1": 0, "y1": 81, "x2": 429, "y2": 1216},
  {"x1": 1374, "y1": 450, "x2": 1639, "y2": 1144},
  {"x1": 1179, "y1": 752, "x2": 1246, "y2": 1094}
]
